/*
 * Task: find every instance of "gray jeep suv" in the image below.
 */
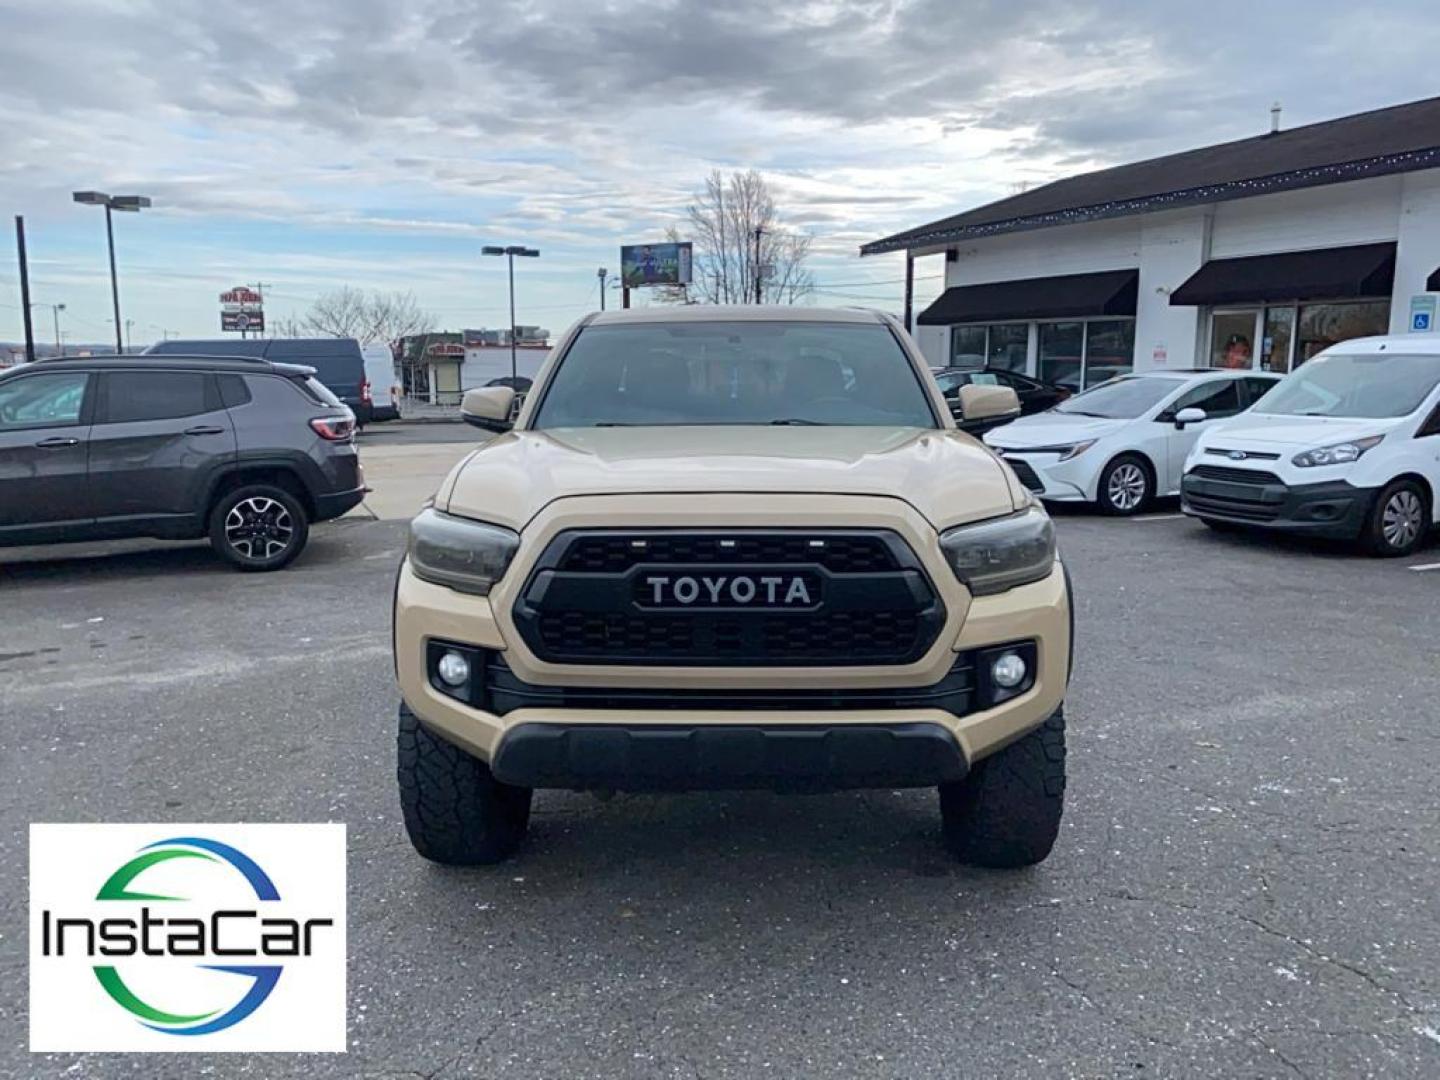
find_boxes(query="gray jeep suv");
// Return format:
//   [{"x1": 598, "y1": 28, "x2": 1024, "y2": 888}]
[{"x1": 0, "y1": 354, "x2": 365, "y2": 570}]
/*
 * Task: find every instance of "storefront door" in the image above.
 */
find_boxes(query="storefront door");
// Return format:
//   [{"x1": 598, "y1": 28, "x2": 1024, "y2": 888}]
[{"x1": 1208, "y1": 310, "x2": 1260, "y2": 369}]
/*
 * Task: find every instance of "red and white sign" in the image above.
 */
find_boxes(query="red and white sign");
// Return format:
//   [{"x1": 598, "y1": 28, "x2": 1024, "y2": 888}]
[
  {"x1": 426, "y1": 342, "x2": 464, "y2": 358},
  {"x1": 220, "y1": 286, "x2": 264, "y2": 307}
]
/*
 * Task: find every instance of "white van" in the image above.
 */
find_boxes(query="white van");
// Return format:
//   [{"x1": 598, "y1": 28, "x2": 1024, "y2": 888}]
[
  {"x1": 1181, "y1": 335, "x2": 1440, "y2": 556},
  {"x1": 362, "y1": 343, "x2": 401, "y2": 423}
]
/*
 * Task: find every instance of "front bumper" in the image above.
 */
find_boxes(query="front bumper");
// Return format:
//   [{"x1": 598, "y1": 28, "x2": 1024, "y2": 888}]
[
  {"x1": 990, "y1": 449, "x2": 1096, "y2": 502},
  {"x1": 1181, "y1": 474, "x2": 1373, "y2": 539},
  {"x1": 394, "y1": 553, "x2": 1071, "y2": 785}
]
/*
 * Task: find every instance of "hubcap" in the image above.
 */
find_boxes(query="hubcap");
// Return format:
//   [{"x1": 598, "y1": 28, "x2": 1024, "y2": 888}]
[
  {"x1": 1107, "y1": 464, "x2": 1146, "y2": 511},
  {"x1": 1381, "y1": 490, "x2": 1423, "y2": 549},
  {"x1": 225, "y1": 497, "x2": 294, "y2": 560}
]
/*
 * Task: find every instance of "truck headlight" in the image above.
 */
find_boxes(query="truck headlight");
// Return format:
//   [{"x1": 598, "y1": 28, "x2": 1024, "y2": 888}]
[
  {"x1": 407, "y1": 508, "x2": 519, "y2": 595},
  {"x1": 1291, "y1": 435, "x2": 1384, "y2": 468},
  {"x1": 940, "y1": 504, "x2": 1056, "y2": 596}
]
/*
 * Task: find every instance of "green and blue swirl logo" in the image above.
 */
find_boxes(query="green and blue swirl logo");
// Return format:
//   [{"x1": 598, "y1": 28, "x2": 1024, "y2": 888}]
[{"x1": 40, "y1": 835, "x2": 333, "y2": 1037}]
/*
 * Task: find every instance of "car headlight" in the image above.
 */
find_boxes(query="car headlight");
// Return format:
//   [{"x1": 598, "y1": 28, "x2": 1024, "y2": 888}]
[
  {"x1": 1291, "y1": 435, "x2": 1384, "y2": 468},
  {"x1": 1057, "y1": 439, "x2": 1096, "y2": 461},
  {"x1": 407, "y1": 508, "x2": 519, "y2": 595},
  {"x1": 940, "y1": 504, "x2": 1056, "y2": 596}
]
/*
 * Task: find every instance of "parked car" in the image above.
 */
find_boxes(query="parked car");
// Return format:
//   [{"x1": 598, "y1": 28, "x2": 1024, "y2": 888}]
[
  {"x1": 1182, "y1": 335, "x2": 1440, "y2": 556},
  {"x1": 0, "y1": 354, "x2": 365, "y2": 569},
  {"x1": 362, "y1": 343, "x2": 401, "y2": 423},
  {"x1": 147, "y1": 338, "x2": 371, "y2": 425},
  {"x1": 932, "y1": 366, "x2": 1070, "y2": 422},
  {"x1": 985, "y1": 368, "x2": 1281, "y2": 514},
  {"x1": 396, "y1": 306, "x2": 1071, "y2": 868}
]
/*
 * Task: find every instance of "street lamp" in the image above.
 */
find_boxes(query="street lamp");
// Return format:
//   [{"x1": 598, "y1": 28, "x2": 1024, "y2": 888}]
[
  {"x1": 481, "y1": 244, "x2": 539, "y2": 383},
  {"x1": 73, "y1": 191, "x2": 151, "y2": 353}
]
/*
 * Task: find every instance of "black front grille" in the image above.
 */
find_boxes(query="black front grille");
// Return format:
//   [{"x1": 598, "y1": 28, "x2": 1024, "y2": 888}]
[
  {"x1": 515, "y1": 529, "x2": 945, "y2": 666},
  {"x1": 1184, "y1": 494, "x2": 1282, "y2": 521},
  {"x1": 557, "y1": 533, "x2": 897, "y2": 574},
  {"x1": 1005, "y1": 459, "x2": 1045, "y2": 493},
  {"x1": 1190, "y1": 464, "x2": 1284, "y2": 485},
  {"x1": 1205, "y1": 447, "x2": 1281, "y2": 461},
  {"x1": 482, "y1": 651, "x2": 976, "y2": 714}
]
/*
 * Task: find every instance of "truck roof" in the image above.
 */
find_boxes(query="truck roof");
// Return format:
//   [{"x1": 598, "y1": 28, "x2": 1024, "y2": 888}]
[{"x1": 585, "y1": 305, "x2": 890, "y2": 327}]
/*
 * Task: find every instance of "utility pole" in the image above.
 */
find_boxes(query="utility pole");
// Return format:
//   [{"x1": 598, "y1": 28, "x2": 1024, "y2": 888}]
[
  {"x1": 753, "y1": 227, "x2": 764, "y2": 305},
  {"x1": 124, "y1": 318, "x2": 134, "y2": 353},
  {"x1": 597, "y1": 267, "x2": 607, "y2": 311},
  {"x1": 53, "y1": 304, "x2": 66, "y2": 356},
  {"x1": 15, "y1": 216, "x2": 36, "y2": 364},
  {"x1": 903, "y1": 252, "x2": 914, "y2": 333}
]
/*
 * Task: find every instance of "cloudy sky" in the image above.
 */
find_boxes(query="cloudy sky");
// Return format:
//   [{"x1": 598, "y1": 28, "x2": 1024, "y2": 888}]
[{"x1": 1, "y1": 0, "x2": 1437, "y2": 348}]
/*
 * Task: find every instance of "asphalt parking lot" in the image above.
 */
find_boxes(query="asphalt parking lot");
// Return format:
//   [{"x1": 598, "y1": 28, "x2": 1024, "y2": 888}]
[{"x1": 3, "y1": 426, "x2": 1439, "y2": 1078}]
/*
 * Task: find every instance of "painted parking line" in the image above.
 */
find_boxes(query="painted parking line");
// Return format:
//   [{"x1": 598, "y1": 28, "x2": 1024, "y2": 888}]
[
  {"x1": 1408, "y1": 561, "x2": 1440, "y2": 572},
  {"x1": 1131, "y1": 513, "x2": 1187, "y2": 522}
]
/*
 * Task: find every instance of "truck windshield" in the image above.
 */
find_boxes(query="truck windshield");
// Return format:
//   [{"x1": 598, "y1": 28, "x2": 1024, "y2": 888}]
[
  {"x1": 531, "y1": 321, "x2": 937, "y2": 429},
  {"x1": 1252, "y1": 352, "x2": 1440, "y2": 419}
]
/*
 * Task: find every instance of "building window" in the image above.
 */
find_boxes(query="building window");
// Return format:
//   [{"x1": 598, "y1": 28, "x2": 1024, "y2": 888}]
[
  {"x1": 950, "y1": 323, "x2": 1030, "y2": 371},
  {"x1": 1207, "y1": 301, "x2": 1391, "y2": 372},
  {"x1": 988, "y1": 324, "x2": 1029, "y2": 372},
  {"x1": 1083, "y1": 320, "x2": 1135, "y2": 386},
  {"x1": 951, "y1": 326, "x2": 988, "y2": 368},
  {"x1": 1296, "y1": 301, "x2": 1390, "y2": 366},
  {"x1": 1037, "y1": 322, "x2": 1084, "y2": 391}
]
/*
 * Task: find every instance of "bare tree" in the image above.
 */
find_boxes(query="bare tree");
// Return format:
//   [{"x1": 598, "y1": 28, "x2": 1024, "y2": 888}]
[
  {"x1": 662, "y1": 170, "x2": 814, "y2": 305},
  {"x1": 279, "y1": 288, "x2": 432, "y2": 344}
]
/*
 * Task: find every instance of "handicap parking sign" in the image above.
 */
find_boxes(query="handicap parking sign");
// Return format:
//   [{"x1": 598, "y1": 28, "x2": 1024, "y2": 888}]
[{"x1": 1411, "y1": 295, "x2": 1436, "y2": 333}]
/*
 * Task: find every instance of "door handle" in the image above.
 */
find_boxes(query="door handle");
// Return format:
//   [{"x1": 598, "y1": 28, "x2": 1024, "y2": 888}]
[
  {"x1": 34, "y1": 436, "x2": 79, "y2": 448},
  {"x1": 184, "y1": 425, "x2": 226, "y2": 436}
]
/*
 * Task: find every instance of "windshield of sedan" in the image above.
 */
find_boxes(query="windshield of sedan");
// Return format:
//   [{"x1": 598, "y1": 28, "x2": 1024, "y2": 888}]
[
  {"x1": 531, "y1": 321, "x2": 938, "y2": 428},
  {"x1": 1052, "y1": 376, "x2": 1177, "y2": 419},
  {"x1": 1252, "y1": 352, "x2": 1440, "y2": 419}
]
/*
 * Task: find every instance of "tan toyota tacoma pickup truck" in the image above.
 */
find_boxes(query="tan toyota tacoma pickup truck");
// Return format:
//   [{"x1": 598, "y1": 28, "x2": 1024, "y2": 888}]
[{"x1": 394, "y1": 307, "x2": 1072, "y2": 868}]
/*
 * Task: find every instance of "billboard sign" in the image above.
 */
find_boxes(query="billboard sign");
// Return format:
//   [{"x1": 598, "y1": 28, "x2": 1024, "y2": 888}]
[
  {"x1": 220, "y1": 286, "x2": 264, "y2": 334},
  {"x1": 621, "y1": 242, "x2": 692, "y2": 288},
  {"x1": 221, "y1": 310, "x2": 264, "y2": 333}
]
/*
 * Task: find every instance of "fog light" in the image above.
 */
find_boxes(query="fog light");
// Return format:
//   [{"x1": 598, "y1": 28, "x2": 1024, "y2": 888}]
[
  {"x1": 991, "y1": 651, "x2": 1027, "y2": 689},
  {"x1": 436, "y1": 650, "x2": 470, "y2": 687}
]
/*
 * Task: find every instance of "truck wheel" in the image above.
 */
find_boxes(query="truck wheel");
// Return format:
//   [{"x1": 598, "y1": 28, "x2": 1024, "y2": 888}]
[
  {"x1": 209, "y1": 484, "x2": 310, "y2": 571},
  {"x1": 940, "y1": 707, "x2": 1065, "y2": 868},
  {"x1": 1361, "y1": 479, "x2": 1429, "y2": 558},
  {"x1": 397, "y1": 703, "x2": 532, "y2": 865},
  {"x1": 1097, "y1": 455, "x2": 1152, "y2": 515}
]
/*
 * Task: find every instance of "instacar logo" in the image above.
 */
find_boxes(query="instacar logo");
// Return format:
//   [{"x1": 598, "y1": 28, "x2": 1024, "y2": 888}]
[{"x1": 30, "y1": 824, "x2": 346, "y2": 1053}]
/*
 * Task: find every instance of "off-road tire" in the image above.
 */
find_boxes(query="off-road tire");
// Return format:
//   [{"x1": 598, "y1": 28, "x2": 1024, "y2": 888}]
[
  {"x1": 1360, "y1": 479, "x2": 1429, "y2": 558},
  {"x1": 398, "y1": 703, "x2": 533, "y2": 865},
  {"x1": 209, "y1": 483, "x2": 310, "y2": 571},
  {"x1": 1097, "y1": 454, "x2": 1152, "y2": 516},
  {"x1": 940, "y1": 707, "x2": 1065, "y2": 868}
]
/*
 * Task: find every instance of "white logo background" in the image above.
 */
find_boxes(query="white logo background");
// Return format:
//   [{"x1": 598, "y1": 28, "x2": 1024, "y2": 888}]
[{"x1": 30, "y1": 823, "x2": 346, "y2": 1053}]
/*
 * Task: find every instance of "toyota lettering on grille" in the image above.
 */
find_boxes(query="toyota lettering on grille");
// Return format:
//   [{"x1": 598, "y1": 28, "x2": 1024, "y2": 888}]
[{"x1": 637, "y1": 572, "x2": 821, "y2": 609}]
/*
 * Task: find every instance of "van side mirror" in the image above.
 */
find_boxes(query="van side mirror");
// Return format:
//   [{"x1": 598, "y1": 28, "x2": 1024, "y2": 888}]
[
  {"x1": 461, "y1": 387, "x2": 516, "y2": 433},
  {"x1": 1174, "y1": 406, "x2": 1206, "y2": 430},
  {"x1": 956, "y1": 383, "x2": 1021, "y2": 435}
]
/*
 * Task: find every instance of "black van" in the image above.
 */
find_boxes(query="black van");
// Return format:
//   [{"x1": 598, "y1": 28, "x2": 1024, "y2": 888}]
[{"x1": 146, "y1": 338, "x2": 372, "y2": 424}]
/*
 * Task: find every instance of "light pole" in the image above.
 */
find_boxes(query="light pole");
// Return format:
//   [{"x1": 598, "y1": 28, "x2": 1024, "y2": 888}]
[
  {"x1": 482, "y1": 245, "x2": 539, "y2": 383},
  {"x1": 29, "y1": 302, "x2": 65, "y2": 356},
  {"x1": 73, "y1": 191, "x2": 151, "y2": 354},
  {"x1": 597, "y1": 267, "x2": 607, "y2": 312}
]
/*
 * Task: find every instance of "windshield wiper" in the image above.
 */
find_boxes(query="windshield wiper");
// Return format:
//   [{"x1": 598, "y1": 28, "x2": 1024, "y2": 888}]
[
  {"x1": 593, "y1": 421, "x2": 641, "y2": 427},
  {"x1": 769, "y1": 418, "x2": 826, "y2": 426},
  {"x1": 1058, "y1": 409, "x2": 1106, "y2": 418}
]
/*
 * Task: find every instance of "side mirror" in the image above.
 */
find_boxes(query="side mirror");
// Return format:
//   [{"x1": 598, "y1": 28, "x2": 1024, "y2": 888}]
[
  {"x1": 1174, "y1": 406, "x2": 1206, "y2": 430},
  {"x1": 956, "y1": 383, "x2": 1021, "y2": 435},
  {"x1": 461, "y1": 386, "x2": 516, "y2": 433}
]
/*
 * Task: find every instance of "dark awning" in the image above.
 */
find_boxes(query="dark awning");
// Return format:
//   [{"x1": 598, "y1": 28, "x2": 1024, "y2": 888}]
[
  {"x1": 916, "y1": 269, "x2": 1138, "y2": 326},
  {"x1": 1428, "y1": 266, "x2": 1440, "y2": 292},
  {"x1": 1170, "y1": 242, "x2": 1396, "y2": 307}
]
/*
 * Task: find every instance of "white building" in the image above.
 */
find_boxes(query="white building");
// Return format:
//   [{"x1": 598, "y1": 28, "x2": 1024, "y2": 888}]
[{"x1": 863, "y1": 96, "x2": 1440, "y2": 390}]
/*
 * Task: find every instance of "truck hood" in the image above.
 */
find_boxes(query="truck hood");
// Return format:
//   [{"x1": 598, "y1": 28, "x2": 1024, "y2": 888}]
[
  {"x1": 1197, "y1": 412, "x2": 1405, "y2": 451},
  {"x1": 983, "y1": 411, "x2": 1129, "y2": 449},
  {"x1": 443, "y1": 425, "x2": 1021, "y2": 532}
]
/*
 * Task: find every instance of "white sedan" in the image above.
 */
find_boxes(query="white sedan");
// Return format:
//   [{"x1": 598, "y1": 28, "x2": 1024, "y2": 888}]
[{"x1": 984, "y1": 369, "x2": 1281, "y2": 515}]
